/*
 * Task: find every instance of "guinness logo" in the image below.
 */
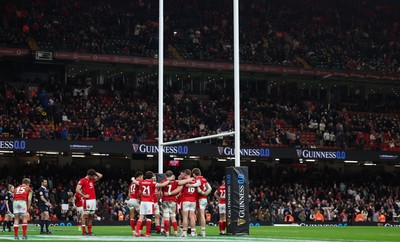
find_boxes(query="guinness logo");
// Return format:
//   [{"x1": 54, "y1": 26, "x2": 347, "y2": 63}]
[
  {"x1": 132, "y1": 144, "x2": 139, "y2": 152},
  {"x1": 296, "y1": 149, "x2": 302, "y2": 158},
  {"x1": 217, "y1": 147, "x2": 224, "y2": 155},
  {"x1": 237, "y1": 218, "x2": 246, "y2": 226}
]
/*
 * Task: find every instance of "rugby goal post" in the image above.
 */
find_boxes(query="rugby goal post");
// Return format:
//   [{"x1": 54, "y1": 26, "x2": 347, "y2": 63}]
[
  {"x1": 157, "y1": 0, "x2": 249, "y2": 235},
  {"x1": 157, "y1": 0, "x2": 241, "y2": 172}
]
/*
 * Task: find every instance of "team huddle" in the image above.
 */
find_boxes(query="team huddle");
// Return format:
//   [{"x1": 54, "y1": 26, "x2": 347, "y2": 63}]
[
  {"x1": 2, "y1": 168, "x2": 226, "y2": 239},
  {"x1": 73, "y1": 168, "x2": 227, "y2": 237}
]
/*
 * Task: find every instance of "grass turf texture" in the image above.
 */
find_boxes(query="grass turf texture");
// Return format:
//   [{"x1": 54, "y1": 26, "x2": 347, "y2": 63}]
[{"x1": 1, "y1": 226, "x2": 400, "y2": 241}]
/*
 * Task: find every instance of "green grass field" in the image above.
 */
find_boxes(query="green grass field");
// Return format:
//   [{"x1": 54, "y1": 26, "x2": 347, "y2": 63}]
[{"x1": 1, "y1": 225, "x2": 400, "y2": 241}]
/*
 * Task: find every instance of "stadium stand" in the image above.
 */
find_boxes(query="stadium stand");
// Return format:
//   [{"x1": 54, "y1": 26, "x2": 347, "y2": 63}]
[
  {"x1": 0, "y1": 0, "x2": 399, "y2": 72},
  {"x1": 1, "y1": 79, "x2": 400, "y2": 151}
]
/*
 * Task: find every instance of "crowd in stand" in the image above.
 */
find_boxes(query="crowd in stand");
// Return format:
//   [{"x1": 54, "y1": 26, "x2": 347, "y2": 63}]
[
  {"x1": 1, "y1": 78, "x2": 400, "y2": 151},
  {"x1": 0, "y1": 161, "x2": 399, "y2": 224},
  {"x1": 248, "y1": 163, "x2": 400, "y2": 223},
  {"x1": 1, "y1": 0, "x2": 400, "y2": 73}
]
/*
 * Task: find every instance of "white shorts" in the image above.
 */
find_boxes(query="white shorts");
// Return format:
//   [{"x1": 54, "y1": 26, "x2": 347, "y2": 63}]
[
  {"x1": 219, "y1": 204, "x2": 226, "y2": 214},
  {"x1": 13, "y1": 200, "x2": 28, "y2": 215},
  {"x1": 198, "y1": 198, "x2": 208, "y2": 210},
  {"x1": 127, "y1": 198, "x2": 140, "y2": 211},
  {"x1": 84, "y1": 199, "x2": 97, "y2": 215},
  {"x1": 182, "y1": 201, "x2": 196, "y2": 212},
  {"x1": 140, "y1": 201, "x2": 154, "y2": 215},
  {"x1": 77, "y1": 206, "x2": 83, "y2": 215},
  {"x1": 154, "y1": 203, "x2": 160, "y2": 215},
  {"x1": 162, "y1": 201, "x2": 177, "y2": 218}
]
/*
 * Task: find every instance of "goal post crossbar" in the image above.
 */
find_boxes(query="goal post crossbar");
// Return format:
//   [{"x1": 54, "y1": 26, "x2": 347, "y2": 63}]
[{"x1": 160, "y1": 131, "x2": 235, "y2": 146}]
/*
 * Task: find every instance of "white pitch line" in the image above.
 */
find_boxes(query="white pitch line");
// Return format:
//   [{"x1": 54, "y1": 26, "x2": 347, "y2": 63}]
[
  {"x1": 0, "y1": 235, "x2": 392, "y2": 242},
  {"x1": 1, "y1": 235, "x2": 269, "y2": 242}
]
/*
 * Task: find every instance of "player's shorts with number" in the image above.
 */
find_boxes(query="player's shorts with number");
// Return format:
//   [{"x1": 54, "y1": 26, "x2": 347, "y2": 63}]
[
  {"x1": 77, "y1": 206, "x2": 83, "y2": 215},
  {"x1": 140, "y1": 201, "x2": 155, "y2": 215},
  {"x1": 219, "y1": 204, "x2": 226, "y2": 214},
  {"x1": 127, "y1": 198, "x2": 140, "y2": 211},
  {"x1": 84, "y1": 199, "x2": 97, "y2": 214},
  {"x1": 13, "y1": 200, "x2": 28, "y2": 215},
  {"x1": 198, "y1": 198, "x2": 208, "y2": 210},
  {"x1": 182, "y1": 201, "x2": 196, "y2": 212},
  {"x1": 162, "y1": 201, "x2": 177, "y2": 217}
]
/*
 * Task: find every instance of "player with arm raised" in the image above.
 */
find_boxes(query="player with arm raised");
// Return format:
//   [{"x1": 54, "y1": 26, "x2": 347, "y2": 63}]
[
  {"x1": 161, "y1": 170, "x2": 182, "y2": 237},
  {"x1": 2, "y1": 184, "x2": 14, "y2": 232},
  {"x1": 75, "y1": 169, "x2": 103, "y2": 236},
  {"x1": 131, "y1": 171, "x2": 171, "y2": 237},
  {"x1": 214, "y1": 180, "x2": 226, "y2": 235},
  {"x1": 192, "y1": 168, "x2": 212, "y2": 237},
  {"x1": 38, "y1": 179, "x2": 52, "y2": 234},
  {"x1": 127, "y1": 171, "x2": 143, "y2": 236},
  {"x1": 13, "y1": 178, "x2": 33, "y2": 240}
]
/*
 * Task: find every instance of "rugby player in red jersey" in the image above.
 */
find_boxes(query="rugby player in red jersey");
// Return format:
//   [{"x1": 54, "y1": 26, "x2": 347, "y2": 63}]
[
  {"x1": 127, "y1": 171, "x2": 143, "y2": 236},
  {"x1": 192, "y1": 168, "x2": 212, "y2": 237},
  {"x1": 75, "y1": 169, "x2": 103, "y2": 236},
  {"x1": 179, "y1": 169, "x2": 198, "y2": 237},
  {"x1": 161, "y1": 170, "x2": 182, "y2": 237},
  {"x1": 73, "y1": 192, "x2": 84, "y2": 231},
  {"x1": 214, "y1": 180, "x2": 227, "y2": 235},
  {"x1": 13, "y1": 178, "x2": 33, "y2": 240},
  {"x1": 131, "y1": 171, "x2": 170, "y2": 237}
]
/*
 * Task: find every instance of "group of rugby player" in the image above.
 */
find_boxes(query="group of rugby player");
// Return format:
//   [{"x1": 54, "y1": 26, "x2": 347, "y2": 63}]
[
  {"x1": 2, "y1": 178, "x2": 56, "y2": 240},
  {"x1": 5, "y1": 167, "x2": 226, "y2": 239},
  {"x1": 73, "y1": 168, "x2": 227, "y2": 237}
]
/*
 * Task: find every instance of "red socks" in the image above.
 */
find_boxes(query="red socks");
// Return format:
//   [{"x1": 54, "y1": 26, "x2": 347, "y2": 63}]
[
  {"x1": 164, "y1": 220, "x2": 170, "y2": 233},
  {"x1": 88, "y1": 224, "x2": 92, "y2": 234},
  {"x1": 172, "y1": 221, "x2": 178, "y2": 232},
  {"x1": 22, "y1": 223, "x2": 28, "y2": 236},
  {"x1": 135, "y1": 220, "x2": 142, "y2": 234},
  {"x1": 14, "y1": 225, "x2": 19, "y2": 237},
  {"x1": 146, "y1": 220, "x2": 151, "y2": 235},
  {"x1": 130, "y1": 219, "x2": 135, "y2": 231}
]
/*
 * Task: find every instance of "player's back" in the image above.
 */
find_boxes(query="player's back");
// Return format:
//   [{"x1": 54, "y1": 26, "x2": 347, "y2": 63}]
[
  {"x1": 162, "y1": 180, "x2": 179, "y2": 202},
  {"x1": 129, "y1": 182, "x2": 140, "y2": 199},
  {"x1": 139, "y1": 179, "x2": 156, "y2": 202},
  {"x1": 78, "y1": 177, "x2": 96, "y2": 199},
  {"x1": 218, "y1": 184, "x2": 226, "y2": 204},
  {"x1": 14, "y1": 184, "x2": 31, "y2": 201},
  {"x1": 181, "y1": 180, "x2": 198, "y2": 202}
]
